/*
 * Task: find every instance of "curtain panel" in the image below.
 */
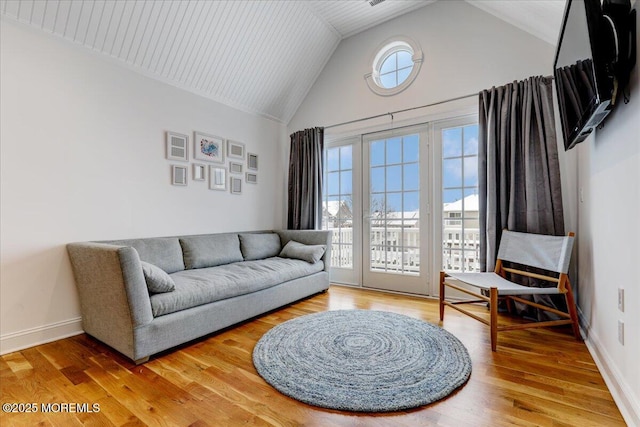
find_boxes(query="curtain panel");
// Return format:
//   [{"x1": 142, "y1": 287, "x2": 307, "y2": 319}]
[
  {"x1": 478, "y1": 75, "x2": 565, "y2": 271},
  {"x1": 478, "y1": 76, "x2": 566, "y2": 320},
  {"x1": 287, "y1": 127, "x2": 324, "y2": 230}
]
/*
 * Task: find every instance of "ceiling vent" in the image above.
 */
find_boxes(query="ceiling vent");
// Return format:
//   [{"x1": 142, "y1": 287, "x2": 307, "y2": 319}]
[{"x1": 369, "y1": 0, "x2": 386, "y2": 6}]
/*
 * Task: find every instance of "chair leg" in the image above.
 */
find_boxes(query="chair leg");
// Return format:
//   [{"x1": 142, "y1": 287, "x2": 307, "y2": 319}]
[
  {"x1": 564, "y1": 281, "x2": 582, "y2": 341},
  {"x1": 490, "y1": 287, "x2": 498, "y2": 351},
  {"x1": 439, "y1": 271, "x2": 446, "y2": 321}
]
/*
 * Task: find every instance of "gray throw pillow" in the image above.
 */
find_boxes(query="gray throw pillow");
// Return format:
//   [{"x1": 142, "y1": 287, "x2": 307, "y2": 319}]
[
  {"x1": 239, "y1": 233, "x2": 282, "y2": 260},
  {"x1": 141, "y1": 261, "x2": 176, "y2": 293},
  {"x1": 279, "y1": 240, "x2": 326, "y2": 264}
]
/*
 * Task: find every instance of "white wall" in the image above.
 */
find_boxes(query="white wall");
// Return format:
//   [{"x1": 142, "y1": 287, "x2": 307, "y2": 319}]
[
  {"x1": 0, "y1": 19, "x2": 287, "y2": 353},
  {"x1": 289, "y1": 1, "x2": 556, "y2": 133},
  {"x1": 574, "y1": 9, "x2": 640, "y2": 423}
]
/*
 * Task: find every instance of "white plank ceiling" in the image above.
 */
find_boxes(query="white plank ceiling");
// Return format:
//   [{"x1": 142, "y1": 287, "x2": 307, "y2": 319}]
[{"x1": 0, "y1": 0, "x2": 565, "y2": 124}]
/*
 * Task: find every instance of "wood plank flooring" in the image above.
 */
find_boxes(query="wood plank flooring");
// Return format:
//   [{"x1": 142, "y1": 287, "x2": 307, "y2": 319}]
[{"x1": 0, "y1": 285, "x2": 626, "y2": 426}]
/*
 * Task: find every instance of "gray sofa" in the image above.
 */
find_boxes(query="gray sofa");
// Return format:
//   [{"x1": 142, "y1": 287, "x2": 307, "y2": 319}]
[{"x1": 67, "y1": 230, "x2": 331, "y2": 364}]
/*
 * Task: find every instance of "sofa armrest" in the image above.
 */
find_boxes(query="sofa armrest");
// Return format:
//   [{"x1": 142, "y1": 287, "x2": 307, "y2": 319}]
[
  {"x1": 275, "y1": 230, "x2": 332, "y2": 272},
  {"x1": 67, "y1": 242, "x2": 154, "y2": 358}
]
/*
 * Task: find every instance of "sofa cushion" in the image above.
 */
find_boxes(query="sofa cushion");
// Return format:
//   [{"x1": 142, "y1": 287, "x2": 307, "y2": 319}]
[
  {"x1": 141, "y1": 261, "x2": 176, "y2": 293},
  {"x1": 279, "y1": 240, "x2": 326, "y2": 264},
  {"x1": 106, "y1": 237, "x2": 185, "y2": 273},
  {"x1": 179, "y1": 234, "x2": 243, "y2": 269},
  {"x1": 239, "y1": 233, "x2": 281, "y2": 261},
  {"x1": 150, "y1": 258, "x2": 324, "y2": 317}
]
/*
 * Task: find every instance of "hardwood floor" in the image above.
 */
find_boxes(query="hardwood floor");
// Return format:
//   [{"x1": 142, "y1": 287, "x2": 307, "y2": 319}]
[{"x1": 1, "y1": 285, "x2": 625, "y2": 426}]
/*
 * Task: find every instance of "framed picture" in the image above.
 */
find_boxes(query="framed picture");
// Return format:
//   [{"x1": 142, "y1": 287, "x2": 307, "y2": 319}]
[
  {"x1": 193, "y1": 163, "x2": 206, "y2": 181},
  {"x1": 230, "y1": 176, "x2": 242, "y2": 195},
  {"x1": 247, "y1": 153, "x2": 258, "y2": 170},
  {"x1": 227, "y1": 140, "x2": 245, "y2": 159},
  {"x1": 246, "y1": 172, "x2": 258, "y2": 184},
  {"x1": 194, "y1": 132, "x2": 224, "y2": 163},
  {"x1": 166, "y1": 132, "x2": 188, "y2": 161},
  {"x1": 172, "y1": 165, "x2": 188, "y2": 186},
  {"x1": 229, "y1": 162, "x2": 243, "y2": 174},
  {"x1": 209, "y1": 166, "x2": 227, "y2": 191}
]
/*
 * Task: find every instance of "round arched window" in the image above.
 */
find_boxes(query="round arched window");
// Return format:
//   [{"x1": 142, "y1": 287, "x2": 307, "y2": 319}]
[{"x1": 365, "y1": 37, "x2": 423, "y2": 96}]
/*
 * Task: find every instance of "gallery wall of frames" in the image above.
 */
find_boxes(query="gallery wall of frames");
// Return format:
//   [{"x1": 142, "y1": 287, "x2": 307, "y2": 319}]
[{"x1": 166, "y1": 130, "x2": 259, "y2": 195}]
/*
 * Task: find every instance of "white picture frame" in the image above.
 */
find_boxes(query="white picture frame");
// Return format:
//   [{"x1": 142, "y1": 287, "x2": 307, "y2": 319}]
[
  {"x1": 247, "y1": 153, "x2": 258, "y2": 170},
  {"x1": 194, "y1": 132, "x2": 224, "y2": 163},
  {"x1": 209, "y1": 166, "x2": 227, "y2": 191},
  {"x1": 193, "y1": 163, "x2": 206, "y2": 181},
  {"x1": 166, "y1": 132, "x2": 188, "y2": 162},
  {"x1": 172, "y1": 165, "x2": 188, "y2": 186},
  {"x1": 246, "y1": 172, "x2": 257, "y2": 184},
  {"x1": 229, "y1": 162, "x2": 243, "y2": 174},
  {"x1": 230, "y1": 176, "x2": 242, "y2": 195},
  {"x1": 227, "y1": 140, "x2": 245, "y2": 159}
]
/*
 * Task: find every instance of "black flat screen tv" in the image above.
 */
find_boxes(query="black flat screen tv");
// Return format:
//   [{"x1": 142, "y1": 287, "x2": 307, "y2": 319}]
[{"x1": 554, "y1": 0, "x2": 615, "y2": 150}]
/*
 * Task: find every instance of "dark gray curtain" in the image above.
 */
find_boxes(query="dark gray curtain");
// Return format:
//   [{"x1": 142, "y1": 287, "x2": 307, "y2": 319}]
[
  {"x1": 478, "y1": 76, "x2": 565, "y2": 320},
  {"x1": 287, "y1": 127, "x2": 324, "y2": 230}
]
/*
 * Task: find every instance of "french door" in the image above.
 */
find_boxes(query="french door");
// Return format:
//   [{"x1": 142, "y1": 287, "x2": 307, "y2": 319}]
[
  {"x1": 323, "y1": 115, "x2": 478, "y2": 296},
  {"x1": 362, "y1": 126, "x2": 428, "y2": 294}
]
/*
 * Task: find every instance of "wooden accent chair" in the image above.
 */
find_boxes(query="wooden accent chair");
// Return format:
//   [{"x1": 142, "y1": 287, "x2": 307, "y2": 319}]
[{"x1": 439, "y1": 230, "x2": 581, "y2": 351}]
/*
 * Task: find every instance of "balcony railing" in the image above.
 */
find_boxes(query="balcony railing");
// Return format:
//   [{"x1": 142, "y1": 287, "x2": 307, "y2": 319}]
[{"x1": 326, "y1": 226, "x2": 480, "y2": 273}]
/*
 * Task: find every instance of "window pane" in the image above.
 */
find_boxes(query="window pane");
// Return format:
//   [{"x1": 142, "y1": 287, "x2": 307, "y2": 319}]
[
  {"x1": 340, "y1": 170, "x2": 353, "y2": 195},
  {"x1": 340, "y1": 145, "x2": 352, "y2": 169},
  {"x1": 387, "y1": 193, "x2": 402, "y2": 214},
  {"x1": 371, "y1": 140, "x2": 385, "y2": 166},
  {"x1": 327, "y1": 148, "x2": 340, "y2": 171},
  {"x1": 370, "y1": 166, "x2": 385, "y2": 192},
  {"x1": 380, "y1": 72, "x2": 396, "y2": 89},
  {"x1": 339, "y1": 195, "x2": 352, "y2": 220},
  {"x1": 397, "y1": 50, "x2": 413, "y2": 69},
  {"x1": 442, "y1": 128, "x2": 462, "y2": 157},
  {"x1": 403, "y1": 248, "x2": 420, "y2": 274},
  {"x1": 380, "y1": 52, "x2": 396, "y2": 74},
  {"x1": 463, "y1": 156, "x2": 478, "y2": 187},
  {"x1": 386, "y1": 137, "x2": 402, "y2": 164},
  {"x1": 443, "y1": 158, "x2": 462, "y2": 188},
  {"x1": 403, "y1": 163, "x2": 419, "y2": 191},
  {"x1": 402, "y1": 223, "x2": 420, "y2": 247},
  {"x1": 403, "y1": 134, "x2": 419, "y2": 162},
  {"x1": 370, "y1": 193, "x2": 385, "y2": 217},
  {"x1": 443, "y1": 189, "x2": 462, "y2": 204},
  {"x1": 386, "y1": 165, "x2": 402, "y2": 192},
  {"x1": 403, "y1": 191, "x2": 419, "y2": 214},
  {"x1": 464, "y1": 125, "x2": 479, "y2": 155},
  {"x1": 328, "y1": 172, "x2": 340, "y2": 195},
  {"x1": 397, "y1": 67, "x2": 411, "y2": 85}
]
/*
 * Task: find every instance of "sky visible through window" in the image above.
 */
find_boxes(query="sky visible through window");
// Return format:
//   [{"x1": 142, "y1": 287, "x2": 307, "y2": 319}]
[{"x1": 325, "y1": 125, "x2": 479, "y2": 212}]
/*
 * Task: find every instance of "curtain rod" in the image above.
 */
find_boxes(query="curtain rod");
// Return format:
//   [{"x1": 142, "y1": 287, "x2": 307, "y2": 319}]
[{"x1": 324, "y1": 92, "x2": 478, "y2": 130}]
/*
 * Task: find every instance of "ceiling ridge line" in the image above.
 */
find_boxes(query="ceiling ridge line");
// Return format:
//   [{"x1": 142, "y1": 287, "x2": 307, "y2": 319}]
[{"x1": 298, "y1": 1, "x2": 344, "y2": 40}]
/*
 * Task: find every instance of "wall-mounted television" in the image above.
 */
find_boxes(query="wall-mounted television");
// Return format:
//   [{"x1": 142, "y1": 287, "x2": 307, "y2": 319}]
[{"x1": 554, "y1": 0, "x2": 615, "y2": 151}]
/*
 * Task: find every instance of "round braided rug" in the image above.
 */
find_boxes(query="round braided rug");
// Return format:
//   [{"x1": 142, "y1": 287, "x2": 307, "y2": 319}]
[{"x1": 252, "y1": 309, "x2": 471, "y2": 412}]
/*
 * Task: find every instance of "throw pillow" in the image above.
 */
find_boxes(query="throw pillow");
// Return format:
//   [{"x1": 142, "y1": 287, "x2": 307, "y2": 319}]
[
  {"x1": 239, "y1": 233, "x2": 282, "y2": 260},
  {"x1": 279, "y1": 240, "x2": 326, "y2": 264},
  {"x1": 141, "y1": 261, "x2": 176, "y2": 293}
]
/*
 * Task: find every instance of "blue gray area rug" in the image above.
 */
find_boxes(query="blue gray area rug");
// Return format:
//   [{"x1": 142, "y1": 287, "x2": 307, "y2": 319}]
[{"x1": 252, "y1": 309, "x2": 472, "y2": 412}]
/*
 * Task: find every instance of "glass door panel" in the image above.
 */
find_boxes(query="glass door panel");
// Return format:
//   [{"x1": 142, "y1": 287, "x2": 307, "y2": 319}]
[
  {"x1": 363, "y1": 128, "x2": 427, "y2": 295},
  {"x1": 322, "y1": 139, "x2": 361, "y2": 285}
]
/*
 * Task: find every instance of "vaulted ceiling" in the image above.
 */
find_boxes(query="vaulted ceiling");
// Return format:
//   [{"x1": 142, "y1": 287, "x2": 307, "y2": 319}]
[{"x1": 0, "y1": 0, "x2": 566, "y2": 124}]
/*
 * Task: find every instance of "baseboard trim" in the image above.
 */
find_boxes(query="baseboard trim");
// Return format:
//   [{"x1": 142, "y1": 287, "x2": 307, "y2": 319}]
[
  {"x1": 0, "y1": 317, "x2": 84, "y2": 355},
  {"x1": 579, "y1": 309, "x2": 640, "y2": 426}
]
